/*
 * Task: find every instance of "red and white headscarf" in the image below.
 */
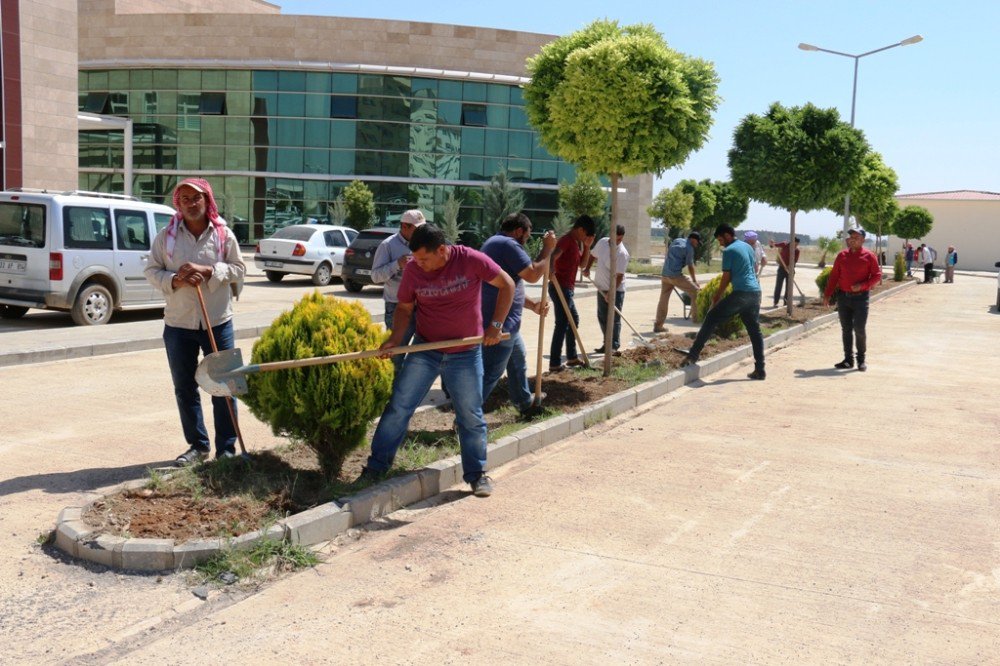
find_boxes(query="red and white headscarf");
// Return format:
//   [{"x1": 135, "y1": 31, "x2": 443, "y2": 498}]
[{"x1": 165, "y1": 177, "x2": 227, "y2": 261}]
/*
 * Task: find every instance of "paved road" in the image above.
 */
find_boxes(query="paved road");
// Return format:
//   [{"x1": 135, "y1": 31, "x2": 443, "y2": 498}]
[{"x1": 1, "y1": 268, "x2": 997, "y2": 663}]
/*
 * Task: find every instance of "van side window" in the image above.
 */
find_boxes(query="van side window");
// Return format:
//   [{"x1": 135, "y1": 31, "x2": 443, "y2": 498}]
[
  {"x1": 154, "y1": 213, "x2": 173, "y2": 233},
  {"x1": 64, "y1": 207, "x2": 113, "y2": 250},
  {"x1": 0, "y1": 202, "x2": 46, "y2": 248},
  {"x1": 114, "y1": 210, "x2": 151, "y2": 251}
]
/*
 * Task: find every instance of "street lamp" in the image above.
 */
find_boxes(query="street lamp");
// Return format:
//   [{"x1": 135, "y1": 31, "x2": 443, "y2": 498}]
[{"x1": 799, "y1": 35, "x2": 923, "y2": 234}]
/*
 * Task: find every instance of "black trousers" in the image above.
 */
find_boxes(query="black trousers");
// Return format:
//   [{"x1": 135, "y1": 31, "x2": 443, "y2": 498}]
[
  {"x1": 837, "y1": 291, "x2": 869, "y2": 362},
  {"x1": 773, "y1": 265, "x2": 788, "y2": 305},
  {"x1": 924, "y1": 262, "x2": 934, "y2": 283}
]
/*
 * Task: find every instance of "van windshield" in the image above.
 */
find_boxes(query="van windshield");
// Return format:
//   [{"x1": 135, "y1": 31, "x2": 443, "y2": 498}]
[{"x1": 0, "y1": 202, "x2": 46, "y2": 248}]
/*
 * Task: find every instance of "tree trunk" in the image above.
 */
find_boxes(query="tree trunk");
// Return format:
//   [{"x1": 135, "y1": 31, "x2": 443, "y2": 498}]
[
  {"x1": 603, "y1": 174, "x2": 619, "y2": 376},
  {"x1": 787, "y1": 209, "x2": 797, "y2": 316}
]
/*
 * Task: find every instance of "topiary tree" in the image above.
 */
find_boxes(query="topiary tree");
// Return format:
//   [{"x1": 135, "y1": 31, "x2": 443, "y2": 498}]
[
  {"x1": 892, "y1": 205, "x2": 933, "y2": 242},
  {"x1": 699, "y1": 179, "x2": 749, "y2": 263},
  {"x1": 647, "y1": 187, "x2": 694, "y2": 244},
  {"x1": 242, "y1": 292, "x2": 393, "y2": 479},
  {"x1": 693, "y1": 274, "x2": 742, "y2": 338},
  {"x1": 525, "y1": 19, "x2": 719, "y2": 375},
  {"x1": 342, "y1": 180, "x2": 375, "y2": 231},
  {"x1": 729, "y1": 102, "x2": 868, "y2": 315},
  {"x1": 815, "y1": 266, "x2": 834, "y2": 295},
  {"x1": 893, "y1": 251, "x2": 906, "y2": 282},
  {"x1": 481, "y1": 171, "x2": 525, "y2": 239},
  {"x1": 838, "y1": 152, "x2": 899, "y2": 261}
]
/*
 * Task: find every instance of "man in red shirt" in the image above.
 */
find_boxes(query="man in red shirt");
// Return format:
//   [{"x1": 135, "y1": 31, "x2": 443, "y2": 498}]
[
  {"x1": 769, "y1": 237, "x2": 800, "y2": 307},
  {"x1": 548, "y1": 215, "x2": 596, "y2": 370},
  {"x1": 824, "y1": 227, "x2": 882, "y2": 372}
]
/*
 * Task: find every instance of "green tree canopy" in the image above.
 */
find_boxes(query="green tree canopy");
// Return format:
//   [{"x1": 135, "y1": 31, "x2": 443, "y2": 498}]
[
  {"x1": 647, "y1": 187, "x2": 694, "y2": 236},
  {"x1": 893, "y1": 205, "x2": 934, "y2": 240},
  {"x1": 843, "y1": 152, "x2": 899, "y2": 240},
  {"x1": 482, "y1": 171, "x2": 525, "y2": 239},
  {"x1": 676, "y1": 179, "x2": 717, "y2": 228},
  {"x1": 559, "y1": 172, "x2": 608, "y2": 219},
  {"x1": 342, "y1": 180, "x2": 375, "y2": 231},
  {"x1": 701, "y1": 179, "x2": 749, "y2": 229}
]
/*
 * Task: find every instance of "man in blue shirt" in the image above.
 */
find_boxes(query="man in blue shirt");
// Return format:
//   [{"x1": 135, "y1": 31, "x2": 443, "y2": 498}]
[
  {"x1": 481, "y1": 213, "x2": 556, "y2": 416},
  {"x1": 655, "y1": 231, "x2": 702, "y2": 332},
  {"x1": 681, "y1": 224, "x2": 766, "y2": 380}
]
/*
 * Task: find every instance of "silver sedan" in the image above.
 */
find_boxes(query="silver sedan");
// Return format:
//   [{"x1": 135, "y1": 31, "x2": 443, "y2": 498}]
[{"x1": 254, "y1": 224, "x2": 358, "y2": 286}]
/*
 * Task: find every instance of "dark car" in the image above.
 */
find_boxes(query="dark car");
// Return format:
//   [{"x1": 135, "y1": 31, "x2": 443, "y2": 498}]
[{"x1": 341, "y1": 226, "x2": 397, "y2": 293}]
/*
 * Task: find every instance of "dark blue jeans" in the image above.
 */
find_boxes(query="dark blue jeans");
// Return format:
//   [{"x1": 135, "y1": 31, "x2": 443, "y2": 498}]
[
  {"x1": 688, "y1": 290, "x2": 765, "y2": 370},
  {"x1": 837, "y1": 291, "x2": 869, "y2": 362},
  {"x1": 384, "y1": 300, "x2": 416, "y2": 376},
  {"x1": 596, "y1": 290, "x2": 625, "y2": 350},
  {"x1": 163, "y1": 321, "x2": 237, "y2": 455},
  {"x1": 773, "y1": 266, "x2": 789, "y2": 306},
  {"x1": 549, "y1": 282, "x2": 579, "y2": 366}
]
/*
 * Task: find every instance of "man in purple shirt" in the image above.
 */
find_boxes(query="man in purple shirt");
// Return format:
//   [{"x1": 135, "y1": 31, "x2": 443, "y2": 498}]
[{"x1": 359, "y1": 224, "x2": 515, "y2": 497}]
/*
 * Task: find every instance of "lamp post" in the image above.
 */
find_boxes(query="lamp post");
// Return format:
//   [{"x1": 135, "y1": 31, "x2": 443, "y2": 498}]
[{"x1": 799, "y1": 35, "x2": 923, "y2": 235}]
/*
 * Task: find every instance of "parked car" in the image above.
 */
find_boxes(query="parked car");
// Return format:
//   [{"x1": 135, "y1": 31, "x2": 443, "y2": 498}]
[
  {"x1": 341, "y1": 227, "x2": 396, "y2": 293},
  {"x1": 0, "y1": 189, "x2": 176, "y2": 325},
  {"x1": 254, "y1": 224, "x2": 357, "y2": 286}
]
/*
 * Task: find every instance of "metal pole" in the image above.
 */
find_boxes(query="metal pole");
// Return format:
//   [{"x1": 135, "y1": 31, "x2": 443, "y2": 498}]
[{"x1": 842, "y1": 57, "x2": 860, "y2": 235}]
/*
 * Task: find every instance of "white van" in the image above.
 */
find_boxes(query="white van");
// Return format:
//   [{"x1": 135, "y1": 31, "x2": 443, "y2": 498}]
[{"x1": 0, "y1": 189, "x2": 176, "y2": 325}]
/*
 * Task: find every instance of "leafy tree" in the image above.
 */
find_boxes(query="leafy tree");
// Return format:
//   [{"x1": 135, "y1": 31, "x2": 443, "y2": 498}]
[
  {"x1": 438, "y1": 192, "x2": 463, "y2": 244},
  {"x1": 892, "y1": 205, "x2": 934, "y2": 241},
  {"x1": 815, "y1": 235, "x2": 844, "y2": 268},
  {"x1": 481, "y1": 171, "x2": 525, "y2": 239},
  {"x1": 699, "y1": 179, "x2": 749, "y2": 263},
  {"x1": 549, "y1": 208, "x2": 575, "y2": 237},
  {"x1": 243, "y1": 293, "x2": 393, "y2": 479},
  {"x1": 729, "y1": 102, "x2": 868, "y2": 314},
  {"x1": 525, "y1": 19, "x2": 719, "y2": 373},
  {"x1": 342, "y1": 180, "x2": 375, "y2": 231},
  {"x1": 893, "y1": 250, "x2": 906, "y2": 281},
  {"x1": 841, "y1": 152, "x2": 899, "y2": 258},
  {"x1": 559, "y1": 172, "x2": 608, "y2": 220},
  {"x1": 647, "y1": 187, "x2": 694, "y2": 242}
]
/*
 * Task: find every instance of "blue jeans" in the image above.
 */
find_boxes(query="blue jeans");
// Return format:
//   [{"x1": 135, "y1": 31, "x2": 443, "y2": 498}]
[
  {"x1": 687, "y1": 290, "x2": 765, "y2": 370},
  {"x1": 367, "y1": 342, "x2": 487, "y2": 484},
  {"x1": 837, "y1": 291, "x2": 869, "y2": 362},
  {"x1": 163, "y1": 321, "x2": 237, "y2": 455},
  {"x1": 596, "y1": 290, "x2": 625, "y2": 350},
  {"x1": 549, "y1": 282, "x2": 579, "y2": 366},
  {"x1": 482, "y1": 331, "x2": 532, "y2": 412},
  {"x1": 383, "y1": 300, "x2": 416, "y2": 375}
]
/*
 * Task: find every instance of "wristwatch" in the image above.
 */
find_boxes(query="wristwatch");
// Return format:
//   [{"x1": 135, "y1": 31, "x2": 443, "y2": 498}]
[{"x1": 490, "y1": 320, "x2": 503, "y2": 330}]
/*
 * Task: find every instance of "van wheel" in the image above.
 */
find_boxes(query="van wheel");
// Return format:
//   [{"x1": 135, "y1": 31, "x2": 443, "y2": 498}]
[
  {"x1": 312, "y1": 263, "x2": 333, "y2": 287},
  {"x1": 265, "y1": 271, "x2": 284, "y2": 283},
  {"x1": 344, "y1": 279, "x2": 364, "y2": 293},
  {"x1": 0, "y1": 304, "x2": 29, "y2": 319},
  {"x1": 71, "y1": 284, "x2": 114, "y2": 326}
]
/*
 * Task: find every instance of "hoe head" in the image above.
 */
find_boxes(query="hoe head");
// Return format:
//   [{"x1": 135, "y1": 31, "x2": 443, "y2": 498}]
[{"x1": 196, "y1": 348, "x2": 249, "y2": 397}]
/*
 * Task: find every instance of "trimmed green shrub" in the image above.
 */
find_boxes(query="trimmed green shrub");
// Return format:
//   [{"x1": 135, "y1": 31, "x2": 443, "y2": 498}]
[
  {"x1": 893, "y1": 251, "x2": 906, "y2": 281},
  {"x1": 242, "y1": 292, "x2": 393, "y2": 479},
  {"x1": 815, "y1": 266, "x2": 833, "y2": 294},
  {"x1": 693, "y1": 274, "x2": 743, "y2": 338}
]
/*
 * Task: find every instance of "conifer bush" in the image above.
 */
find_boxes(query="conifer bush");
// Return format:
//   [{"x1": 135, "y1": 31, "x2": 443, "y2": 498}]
[
  {"x1": 815, "y1": 266, "x2": 833, "y2": 294},
  {"x1": 692, "y1": 274, "x2": 743, "y2": 338},
  {"x1": 893, "y1": 251, "x2": 906, "y2": 281},
  {"x1": 242, "y1": 292, "x2": 393, "y2": 479}
]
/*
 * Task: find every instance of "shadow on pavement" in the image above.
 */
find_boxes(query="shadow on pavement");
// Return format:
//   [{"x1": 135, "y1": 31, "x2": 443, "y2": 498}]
[
  {"x1": 794, "y1": 367, "x2": 848, "y2": 378},
  {"x1": 0, "y1": 462, "x2": 169, "y2": 497}
]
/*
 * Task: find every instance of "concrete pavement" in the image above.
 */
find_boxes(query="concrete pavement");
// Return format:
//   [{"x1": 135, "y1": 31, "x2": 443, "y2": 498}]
[{"x1": 1, "y1": 265, "x2": 997, "y2": 662}]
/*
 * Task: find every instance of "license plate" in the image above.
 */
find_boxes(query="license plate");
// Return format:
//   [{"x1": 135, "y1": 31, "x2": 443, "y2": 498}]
[
  {"x1": 355, "y1": 269, "x2": 371, "y2": 276},
  {"x1": 264, "y1": 261, "x2": 283, "y2": 268},
  {"x1": 0, "y1": 258, "x2": 26, "y2": 273}
]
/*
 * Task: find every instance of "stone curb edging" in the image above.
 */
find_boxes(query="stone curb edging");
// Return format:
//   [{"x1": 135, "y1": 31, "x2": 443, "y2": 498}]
[{"x1": 52, "y1": 280, "x2": 915, "y2": 572}]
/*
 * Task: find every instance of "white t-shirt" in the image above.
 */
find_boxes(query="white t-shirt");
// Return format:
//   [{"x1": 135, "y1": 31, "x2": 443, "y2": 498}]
[
  {"x1": 593, "y1": 237, "x2": 629, "y2": 292},
  {"x1": 752, "y1": 241, "x2": 766, "y2": 270}
]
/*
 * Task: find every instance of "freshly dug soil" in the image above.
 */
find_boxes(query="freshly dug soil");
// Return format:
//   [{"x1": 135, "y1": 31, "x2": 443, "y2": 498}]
[{"x1": 81, "y1": 284, "x2": 906, "y2": 544}]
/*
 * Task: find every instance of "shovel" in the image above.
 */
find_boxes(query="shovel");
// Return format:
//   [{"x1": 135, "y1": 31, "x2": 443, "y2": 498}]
[
  {"x1": 774, "y1": 253, "x2": 807, "y2": 307},
  {"x1": 585, "y1": 275, "x2": 652, "y2": 348},
  {"x1": 196, "y1": 334, "x2": 508, "y2": 397},
  {"x1": 195, "y1": 284, "x2": 248, "y2": 455}
]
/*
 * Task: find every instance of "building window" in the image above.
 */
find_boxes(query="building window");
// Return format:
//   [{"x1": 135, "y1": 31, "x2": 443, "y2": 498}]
[
  {"x1": 82, "y1": 92, "x2": 109, "y2": 114},
  {"x1": 331, "y1": 96, "x2": 358, "y2": 119},
  {"x1": 461, "y1": 104, "x2": 487, "y2": 127},
  {"x1": 200, "y1": 92, "x2": 227, "y2": 115}
]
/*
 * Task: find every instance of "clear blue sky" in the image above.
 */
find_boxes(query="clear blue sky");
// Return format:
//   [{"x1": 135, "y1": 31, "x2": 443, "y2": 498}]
[{"x1": 278, "y1": 1, "x2": 998, "y2": 238}]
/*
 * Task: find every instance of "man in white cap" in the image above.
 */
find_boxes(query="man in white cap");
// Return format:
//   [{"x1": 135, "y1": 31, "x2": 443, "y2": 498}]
[
  {"x1": 744, "y1": 230, "x2": 767, "y2": 277},
  {"x1": 371, "y1": 209, "x2": 425, "y2": 373}
]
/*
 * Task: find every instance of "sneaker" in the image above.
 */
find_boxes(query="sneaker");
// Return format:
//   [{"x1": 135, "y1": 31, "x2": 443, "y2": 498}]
[
  {"x1": 834, "y1": 359, "x2": 854, "y2": 369},
  {"x1": 354, "y1": 466, "x2": 384, "y2": 485},
  {"x1": 471, "y1": 475, "x2": 494, "y2": 497},
  {"x1": 747, "y1": 368, "x2": 766, "y2": 380},
  {"x1": 566, "y1": 358, "x2": 586, "y2": 368},
  {"x1": 857, "y1": 361, "x2": 867, "y2": 372},
  {"x1": 548, "y1": 364, "x2": 565, "y2": 372},
  {"x1": 175, "y1": 447, "x2": 208, "y2": 467},
  {"x1": 216, "y1": 450, "x2": 237, "y2": 461}
]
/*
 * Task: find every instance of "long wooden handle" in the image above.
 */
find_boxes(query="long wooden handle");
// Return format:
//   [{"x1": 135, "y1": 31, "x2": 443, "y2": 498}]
[
  {"x1": 775, "y1": 252, "x2": 806, "y2": 297},
  {"x1": 196, "y1": 283, "x2": 248, "y2": 455},
  {"x1": 250, "y1": 334, "x2": 509, "y2": 374},
  {"x1": 549, "y1": 279, "x2": 590, "y2": 367},
  {"x1": 586, "y1": 275, "x2": 646, "y2": 344},
  {"x1": 534, "y1": 267, "x2": 549, "y2": 401}
]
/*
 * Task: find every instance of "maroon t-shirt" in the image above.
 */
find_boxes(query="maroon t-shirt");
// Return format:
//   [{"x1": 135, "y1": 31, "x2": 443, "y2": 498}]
[
  {"x1": 553, "y1": 233, "x2": 582, "y2": 289},
  {"x1": 398, "y1": 245, "x2": 501, "y2": 352}
]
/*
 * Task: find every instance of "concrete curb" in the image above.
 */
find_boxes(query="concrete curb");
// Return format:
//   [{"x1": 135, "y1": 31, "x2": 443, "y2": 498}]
[{"x1": 52, "y1": 280, "x2": 915, "y2": 571}]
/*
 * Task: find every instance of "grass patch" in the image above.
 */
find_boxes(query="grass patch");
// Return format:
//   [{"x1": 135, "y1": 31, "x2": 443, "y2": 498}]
[
  {"x1": 193, "y1": 535, "x2": 320, "y2": 586},
  {"x1": 627, "y1": 259, "x2": 662, "y2": 275},
  {"x1": 393, "y1": 431, "x2": 461, "y2": 471}
]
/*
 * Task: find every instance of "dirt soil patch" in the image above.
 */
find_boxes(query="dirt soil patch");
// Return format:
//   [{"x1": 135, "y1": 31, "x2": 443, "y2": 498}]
[{"x1": 81, "y1": 283, "x2": 908, "y2": 545}]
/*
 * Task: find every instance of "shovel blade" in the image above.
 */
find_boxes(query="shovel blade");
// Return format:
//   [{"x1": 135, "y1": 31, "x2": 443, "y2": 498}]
[{"x1": 196, "y1": 348, "x2": 250, "y2": 397}]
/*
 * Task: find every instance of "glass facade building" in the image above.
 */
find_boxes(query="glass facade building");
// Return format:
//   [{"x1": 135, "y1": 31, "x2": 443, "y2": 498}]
[{"x1": 78, "y1": 68, "x2": 581, "y2": 243}]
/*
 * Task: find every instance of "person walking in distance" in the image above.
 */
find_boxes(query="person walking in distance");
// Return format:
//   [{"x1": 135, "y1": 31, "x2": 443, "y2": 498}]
[
  {"x1": 769, "y1": 236, "x2": 800, "y2": 307},
  {"x1": 371, "y1": 209, "x2": 424, "y2": 375},
  {"x1": 145, "y1": 178, "x2": 246, "y2": 466},
  {"x1": 681, "y1": 225, "x2": 765, "y2": 380},
  {"x1": 824, "y1": 227, "x2": 882, "y2": 372},
  {"x1": 480, "y1": 213, "x2": 556, "y2": 417},
  {"x1": 654, "y1": 231, "x2": 701, "y2": 332},
  {"x1": 548, "y1": 215, "x2": 595, "y2": 370},
  {"x1": 944, "y1": 246, "x2": 958, "y2": 283}
]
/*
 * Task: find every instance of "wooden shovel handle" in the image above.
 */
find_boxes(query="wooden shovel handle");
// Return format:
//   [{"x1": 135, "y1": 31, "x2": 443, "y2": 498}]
[{"x1": 252, "y1": 333, "x2": 510, "y2": 373}]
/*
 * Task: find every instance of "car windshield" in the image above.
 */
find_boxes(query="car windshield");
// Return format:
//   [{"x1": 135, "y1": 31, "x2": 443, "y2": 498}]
[
  {"x1": 270, "y1": 226, "x2": 316, "y2": 241},
  {"x1": 0, "y1": 202, "x2": 46, "y2": 248}
]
